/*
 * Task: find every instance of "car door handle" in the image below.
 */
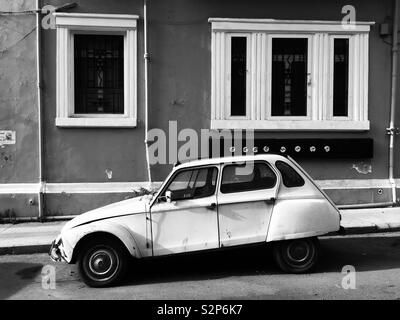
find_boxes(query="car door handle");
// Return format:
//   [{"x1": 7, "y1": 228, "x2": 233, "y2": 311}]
[
  {"x1": 207, "y1": 203, "x2": 217, "y2": 210},
  {"x1": 265, "y1": 197, "x2": 276, "y2": 204}
]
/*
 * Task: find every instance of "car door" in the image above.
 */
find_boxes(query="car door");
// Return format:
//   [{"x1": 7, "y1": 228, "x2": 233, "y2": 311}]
[
  {"x1": 217, "y1": 160, "x2": 280, "y2": 247},
  {"x1": 150, "y1": 166, "x2": 219, "y2": 256}
]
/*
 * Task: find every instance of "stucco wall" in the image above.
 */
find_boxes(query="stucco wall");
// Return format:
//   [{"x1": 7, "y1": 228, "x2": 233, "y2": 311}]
[
  {"x1": 1, "y1": 0, "x2": 399, "y2": 217},
  {"x1": 0, "y1": 0, "x2": 38, "y2": 183},
  {"x1": 41, "y1": 0, "x2": 147, "y2": 183},
  {"x1": 0, "y1": 0, "x2": 39, "y2": 219},
  {"x1": 37, "y1": 0, "x2": 397, "y2": 185},
  {"x1": 148, "y1": 0, "x2": 395, "y2": 182}
]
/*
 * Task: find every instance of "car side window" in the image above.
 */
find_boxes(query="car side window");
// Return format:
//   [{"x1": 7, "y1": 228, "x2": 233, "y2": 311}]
[
  {"x1": 220, "y1": 162, "x2": 277, "y2": 194},
  {"x1": 275, "y1": 160, "x2": 305, "y2": 188},
  {"x1": 164, "y1": 167, "x2": 218, "y2": 201}
]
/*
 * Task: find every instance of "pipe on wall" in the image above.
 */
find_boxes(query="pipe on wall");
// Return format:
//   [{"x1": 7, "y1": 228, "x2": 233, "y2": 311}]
[
  {"x1": 144, "y1": 0, "x2": 152, "y2": 187},
  {"x1": 388, "y1": 0, "x2": 399, "y2": 205},
  {"x1": 36, "y1": 0, "x2": 45, "y2": 220}
]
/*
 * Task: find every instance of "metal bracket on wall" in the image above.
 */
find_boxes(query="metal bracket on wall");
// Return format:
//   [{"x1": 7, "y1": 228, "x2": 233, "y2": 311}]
[{"x1": 386, "y1": 127, "x2": 400, "y2": 135}]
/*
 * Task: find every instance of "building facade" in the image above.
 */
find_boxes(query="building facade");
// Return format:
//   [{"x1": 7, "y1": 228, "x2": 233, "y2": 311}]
[{"x1": 1, "y1": 0, "x2": 400, "y2": 220}]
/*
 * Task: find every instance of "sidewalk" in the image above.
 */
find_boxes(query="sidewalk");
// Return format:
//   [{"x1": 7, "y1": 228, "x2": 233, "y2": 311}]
[
  {"x1": 0, "y1": 221, "x2": 66, "y2": 255},
  {"x1": 1, "y1": 207, "x2": 400, "y2": 255}
]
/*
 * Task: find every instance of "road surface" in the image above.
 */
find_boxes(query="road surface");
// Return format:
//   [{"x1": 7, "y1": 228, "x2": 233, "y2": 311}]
[{"x1": 1, "y1": 232, "x2": 400, "y2": 299}]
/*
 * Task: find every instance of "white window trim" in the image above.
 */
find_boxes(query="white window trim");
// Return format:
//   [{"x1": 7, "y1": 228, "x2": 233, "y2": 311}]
[
  {"x1": 54, "y1": 13, "x2": 138, "y2": 128},
  {"x1": 209, "y1": 18, "x2": 374, "y2": 131}
]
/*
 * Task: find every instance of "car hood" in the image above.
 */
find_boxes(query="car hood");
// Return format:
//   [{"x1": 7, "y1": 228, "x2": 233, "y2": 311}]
[{"x1": 63, "y1": 195, "x2": 151, "y2": 230}]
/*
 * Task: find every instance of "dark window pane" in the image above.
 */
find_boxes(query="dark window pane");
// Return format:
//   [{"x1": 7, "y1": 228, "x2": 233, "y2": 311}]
[
  {"x1": 164, "y1": 167, "x2": 218, "y2": 201},
  {"x1": 221, "y1": 162, "x2": 277, "y2": 194},
  {"x1": 333, "y1": 38, "x2": 349, "y2": 117},
  {"x1": 74, "y1": 34, "x2": 124, "y2": 114},
  {"x1": 231, "y1": 37, "x2": 247, "y2": 116},
  {"x1": 272, "y1": 38, "x2": 308, "y2": 117},
  {"x1": 275, "y1": 161, "x2": 305, "y2": 188}
]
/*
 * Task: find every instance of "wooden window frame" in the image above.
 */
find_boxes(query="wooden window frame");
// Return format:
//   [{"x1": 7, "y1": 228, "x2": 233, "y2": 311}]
[
  {"x1": 210, "y1": 18, "x2": 373, "y2": 131},
  {"x1": 55, "y1": 13, "x2": 138, "y2": 128}
]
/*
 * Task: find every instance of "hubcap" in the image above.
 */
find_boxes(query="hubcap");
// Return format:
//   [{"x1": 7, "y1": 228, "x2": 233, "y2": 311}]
[
  {"x1": 87, "y1": 247, "x2": 119, "y2": 281},
  {"x1": 285, "y1": 240, "x2": 313, "y2": 265}
]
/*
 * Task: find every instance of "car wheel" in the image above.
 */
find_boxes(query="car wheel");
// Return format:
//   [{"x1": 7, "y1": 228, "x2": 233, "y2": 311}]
[
  {"x1": 273, "y1": 237, "x2": 319, "y2": 273},
  {"x1": 78, "y1": 237, "x2": 128, "y2": 287}
]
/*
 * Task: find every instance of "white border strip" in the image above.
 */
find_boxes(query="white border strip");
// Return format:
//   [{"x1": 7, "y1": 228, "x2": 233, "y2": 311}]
[
  {"x1": 0, "y1": 184, "x2": 40, "y2": 194},
  {"x1": 209, "y1": 18, "x2": 374, "y2": 33},
  {"x1": 45, "y1": 182, "x2": 162, "y2": 194},
  {"x1": 315, "y1": 179, "x2": 393, "y2": 190},
  {"x1": 0, "y1": 179, "x2": 395, "y2": 194}
]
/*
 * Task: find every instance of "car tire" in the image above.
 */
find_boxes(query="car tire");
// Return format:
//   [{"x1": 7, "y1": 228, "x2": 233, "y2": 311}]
[
  {"x1": 273, "y1": 237, "x2": 319, "y2": 274},
  {"x1": 78, "y1": 237, "x2": 128, "y2": 287}
]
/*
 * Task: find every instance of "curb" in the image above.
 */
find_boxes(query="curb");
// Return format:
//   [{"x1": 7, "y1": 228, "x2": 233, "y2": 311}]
[
  {"x1": 0, "y1": 244, "x2": 50, "y2": 256},
  {"x1": 341, "y1": 226, "x2": 400, "y2": 235}
]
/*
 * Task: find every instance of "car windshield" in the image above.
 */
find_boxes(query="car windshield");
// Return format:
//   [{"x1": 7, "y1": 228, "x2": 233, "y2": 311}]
[{"x1": 162, "y1": 167, "x2": 218, "y2": 201}]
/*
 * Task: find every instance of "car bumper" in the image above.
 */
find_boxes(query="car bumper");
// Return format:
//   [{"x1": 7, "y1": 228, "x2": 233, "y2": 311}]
[{"x1": 49, "y1": 236, "x2": 68, "y2": 262}]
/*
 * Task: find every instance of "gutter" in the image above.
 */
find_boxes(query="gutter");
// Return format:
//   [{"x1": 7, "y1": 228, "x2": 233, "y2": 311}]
[
  {"x1": 34, "y1": 3, "x2": 77, "y2": 220},
  {"x1": 387, "y1": 0, "x2": 400, "y2": 205},
  {"x1": 36, "y1": 0, "x2": 44, "y2": 220},
  {"x1": 143, "y1": 0, "x2": 152, "y2": 187},
  {"x1": 346, "y1": 0, "x2": 400, "y2": 210}
]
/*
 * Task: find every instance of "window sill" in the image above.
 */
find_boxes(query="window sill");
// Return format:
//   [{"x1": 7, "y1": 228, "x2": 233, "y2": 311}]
[
  {"x1": 210, "y1": 120, "x2": 370, "y2": 131},
  {"x1": 56, "y1": 117, "x2": 137, "y2": 128}
]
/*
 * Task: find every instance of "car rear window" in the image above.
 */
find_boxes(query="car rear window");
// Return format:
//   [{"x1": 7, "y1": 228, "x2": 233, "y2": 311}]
[
  {"x1": 275, "y1": 161, "x2": 305, "y2": 188},
  {"x1": 221, "y1": 162, "x2": 277, "y2": 194}
]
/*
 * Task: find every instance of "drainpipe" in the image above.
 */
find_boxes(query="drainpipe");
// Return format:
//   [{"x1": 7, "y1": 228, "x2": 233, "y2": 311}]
[
  {"x1": 36, "y1": 0, "x2": 45, "y2": 220},
  {"x1": 387, "y1": 0, "x2": 399, "y2": 205},
  {"x1": 144, "y1": 0, "x2": 152, "y2": 188}
]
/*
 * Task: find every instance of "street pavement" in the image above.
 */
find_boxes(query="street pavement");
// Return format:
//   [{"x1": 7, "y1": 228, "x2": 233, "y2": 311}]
[{"x1": 1, "y1": 232, "x2": 400, "y2": 300}]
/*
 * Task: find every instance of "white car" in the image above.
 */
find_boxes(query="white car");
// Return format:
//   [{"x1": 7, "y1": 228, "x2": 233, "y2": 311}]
[{"x1": 50, "y1": 154, "x2": 341, "y2": 287}]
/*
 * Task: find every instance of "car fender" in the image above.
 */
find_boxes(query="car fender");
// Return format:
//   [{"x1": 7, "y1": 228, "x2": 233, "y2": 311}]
[
  {"x1": 266, "y1": 198, "x2": 340, "y2": 242},
  {"x1": 61, "y1": 220, "x2": 142, "y2": 263}
]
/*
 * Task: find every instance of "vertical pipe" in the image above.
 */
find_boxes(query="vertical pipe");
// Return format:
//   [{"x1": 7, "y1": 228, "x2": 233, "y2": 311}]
[
  {"x1": 144, "y1": 0, "x2": 152, "y2": 187},
  {"x1": 36, "y1": 0, "x2": 44, "y2": 220},
  {"x1": 389, "y1": 0, "x2": 399, "y2": 204}
]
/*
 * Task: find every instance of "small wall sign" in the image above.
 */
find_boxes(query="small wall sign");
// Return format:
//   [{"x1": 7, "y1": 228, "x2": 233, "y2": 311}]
[{"x1": 0, "y1": 131, "x2": 16, "y2": 145}]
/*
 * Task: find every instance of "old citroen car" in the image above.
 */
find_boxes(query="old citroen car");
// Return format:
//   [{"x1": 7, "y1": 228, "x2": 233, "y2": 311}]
[{"x1": 50, "y1": 154, "x2": 341, "y2": 287}]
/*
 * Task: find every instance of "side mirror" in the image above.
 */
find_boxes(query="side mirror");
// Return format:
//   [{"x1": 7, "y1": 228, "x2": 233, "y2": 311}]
[{"x1": 165, "y1": 190, "x2": 172, "y2": 203}]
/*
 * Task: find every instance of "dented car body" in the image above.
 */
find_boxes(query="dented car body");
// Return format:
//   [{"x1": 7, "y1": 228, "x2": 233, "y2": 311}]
[{"x1": 50, "y1": 154, "x2": 340, "y2": 287}]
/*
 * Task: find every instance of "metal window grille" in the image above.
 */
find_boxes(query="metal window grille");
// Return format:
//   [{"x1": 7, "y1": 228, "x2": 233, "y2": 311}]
[{"x1": 74, "y1": 34, "x2": 124, "y2": 114}]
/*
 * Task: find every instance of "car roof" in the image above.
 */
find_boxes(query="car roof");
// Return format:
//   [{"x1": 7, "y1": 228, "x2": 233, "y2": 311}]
[{"x1": 175, "y1": 154, "x2": 289, "y2": 169}]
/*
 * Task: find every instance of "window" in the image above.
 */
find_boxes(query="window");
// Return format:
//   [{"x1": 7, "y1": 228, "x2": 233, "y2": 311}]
[
  {"x1": 210, "y1": 19, "x2": 373, "y2": 131},
  {"x1": 230, "y1": 36, "x2": 248, "y2": 116},
  {"x1": 333, "y1": 38, "x2": 349, "y2": 117},
  {"x1": 55, "y1": 13, "x2": 138, "y2": 127},
  {"x1": 164, "y1": 167, "x2": 218, "y2": 201},
  {"x1": 275, "y1": 161, "x2": 305, "y2": 188},
  {"x1": 221, "y1": 162, "x2": 277, "y2": 194},
  {"x1": 271, "y1": 38, "x2": 309, "y2": 117},
  {"x1": 74, "y1": 35, "x2": 124, "y2": 115}
]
